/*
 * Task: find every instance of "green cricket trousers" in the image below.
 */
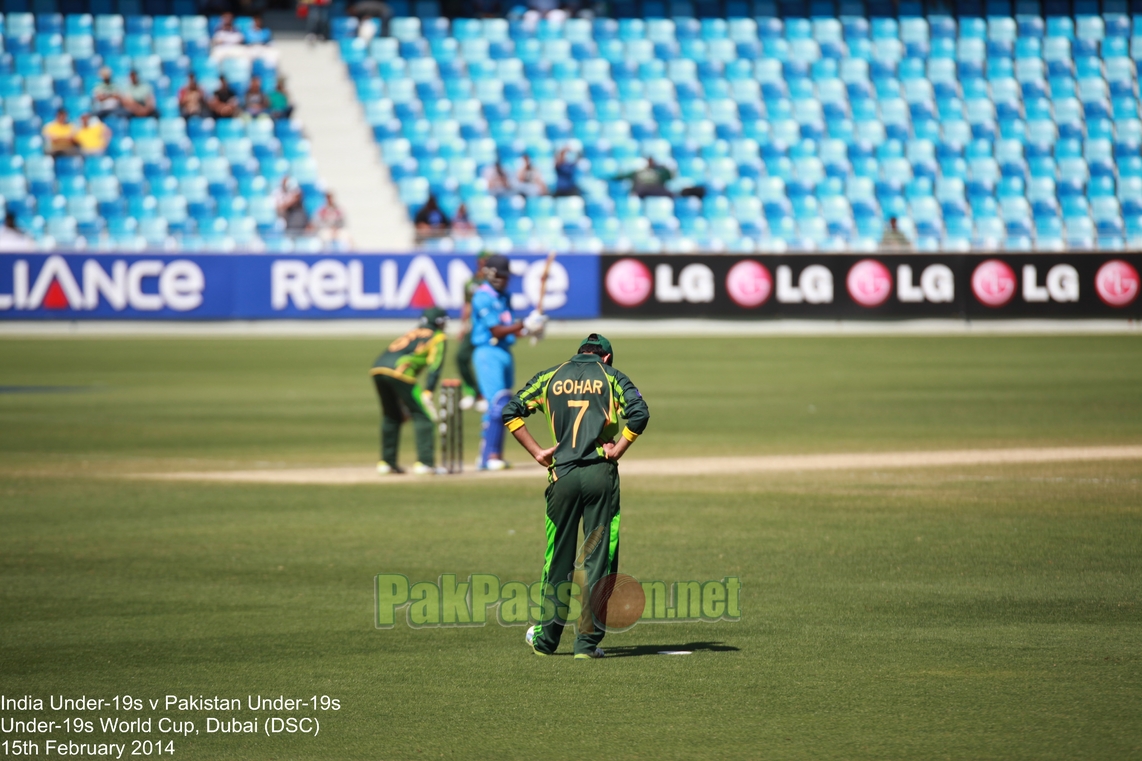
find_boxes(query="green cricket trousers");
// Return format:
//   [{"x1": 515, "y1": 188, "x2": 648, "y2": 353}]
[
  {"x1": 373, "y1": 374, "x2": 435, "y2": 468},
  {"x1": 456, "y1": 333, "x2": 479, "y2": 398},
  {"x1": 534, "y1": 460, "x2": 621, "y2": 656}
]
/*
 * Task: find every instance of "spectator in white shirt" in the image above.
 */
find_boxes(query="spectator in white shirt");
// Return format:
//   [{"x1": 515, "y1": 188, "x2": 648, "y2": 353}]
[
  {"x1": 211, "y1": 12, "x2": 279, "y2": 65},
  {"x1": 0, "y1": 213, "x2": 36, "y2": 252},
  {"x1": 212, "y1": 13, "x2": 245, "y2": 48},
  {"x1": 315, "y1": 191, "x2": 353, "y2": 248}
]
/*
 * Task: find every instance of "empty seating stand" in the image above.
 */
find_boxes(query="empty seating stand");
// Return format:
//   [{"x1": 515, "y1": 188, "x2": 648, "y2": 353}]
[
  {"x1": 339, "y1": 12, "x2": 1142, "y2": 253},
  {"x1": 0, "y1": 12, "x2": 330, "y2": 252}
]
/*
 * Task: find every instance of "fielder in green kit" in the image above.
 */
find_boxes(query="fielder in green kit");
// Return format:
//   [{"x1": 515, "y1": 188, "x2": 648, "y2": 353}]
[
  {"x1": 503, "y1": 334, "x2": 650, "y2": 659},
  {"x1": 370, "y1": 308, "x2": 448, "y2": 476}
]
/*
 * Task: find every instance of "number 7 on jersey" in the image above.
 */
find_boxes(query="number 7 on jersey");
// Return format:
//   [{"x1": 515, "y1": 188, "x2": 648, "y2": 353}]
[{"x1": 567, "y1": 400, "x2": 590, "y2": 447}]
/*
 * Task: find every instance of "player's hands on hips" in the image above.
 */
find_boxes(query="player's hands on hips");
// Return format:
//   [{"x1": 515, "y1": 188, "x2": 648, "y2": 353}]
[
  {"x1": 534, "y1": 445, "x2": 556, "y2": 468},
  {"x1": 603, "y1": 439, "x2": 630, "y2": 461}
]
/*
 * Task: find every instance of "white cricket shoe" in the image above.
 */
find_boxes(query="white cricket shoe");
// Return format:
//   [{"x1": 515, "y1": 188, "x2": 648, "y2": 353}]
[
  {"x1": 377, "y1": 462, "x2": 403, "y2": 475},
  {"x1": 475, "y1": 398, "x2": 489, "y2": 413},
  {"x1": 486, "y1": 459, "x2": 511, "y2": 471},
  {"x1": 459, "y1": 395, "x2": 476, "y2": 411},
  {"x1": 525, "y1": 625, "x2": 551, "y2": 656},
  {"x1": 411, "y1": 462, "x2": 445, "y2": 476}
]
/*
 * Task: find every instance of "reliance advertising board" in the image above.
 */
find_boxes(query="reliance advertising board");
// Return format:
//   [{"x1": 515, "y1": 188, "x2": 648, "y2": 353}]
[
  {"x1": 1, "y1": 252, "x2": 1138, "y2": 321},
  {"x1": 601, "y1": 254, "x2": 1142, "y2": 319},
  {"x1": 0, "y1": 253, "x2": 599, "y2": 320}
]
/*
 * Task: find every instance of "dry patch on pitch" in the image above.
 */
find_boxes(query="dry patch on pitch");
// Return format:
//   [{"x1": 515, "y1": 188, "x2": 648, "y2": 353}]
[{"x1": 132, "y1": 445, "x2": 1142, "y2": 485}]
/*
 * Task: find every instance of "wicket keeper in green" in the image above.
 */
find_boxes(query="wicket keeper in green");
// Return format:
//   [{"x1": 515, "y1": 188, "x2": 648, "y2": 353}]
[
  {"x1": 503, "y1": 334, "x2": 650, "y2": 659},
  {"x1": 370, "y1": 308, "x2": 448, "y2": 476}
]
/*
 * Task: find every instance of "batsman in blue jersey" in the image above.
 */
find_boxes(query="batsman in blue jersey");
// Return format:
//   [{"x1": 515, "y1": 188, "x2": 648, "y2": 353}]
[{"x1": 470, "y1": 255, "x2": 548, "y2": 471}]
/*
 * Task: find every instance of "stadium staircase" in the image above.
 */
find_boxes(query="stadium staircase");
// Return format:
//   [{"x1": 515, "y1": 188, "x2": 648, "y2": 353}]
[{"x1": 275, "y1": 38, "x2": 414, "y2": 251}]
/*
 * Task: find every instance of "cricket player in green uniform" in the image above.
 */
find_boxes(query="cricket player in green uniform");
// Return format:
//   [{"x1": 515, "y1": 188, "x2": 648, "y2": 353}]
[
  {"x1": 370, "y1": 308, "x2": 448, "y2": 476},
  {"x1": 503, "y1": 334, "x2": 650, "y2": 659},
  {"x1": 455, "y1": 254, "x2": 488, "y2": 411}
]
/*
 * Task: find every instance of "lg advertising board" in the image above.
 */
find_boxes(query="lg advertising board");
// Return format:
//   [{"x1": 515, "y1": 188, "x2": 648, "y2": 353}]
[
  {"x1": 601, "y1": 254, "x2": 1142, "y2": 319},
  {"x1": 0, "y1": 253, "x2": 600, "y2": 320}
]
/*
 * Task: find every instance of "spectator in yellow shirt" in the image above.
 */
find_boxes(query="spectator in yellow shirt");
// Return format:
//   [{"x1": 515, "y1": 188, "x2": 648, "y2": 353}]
[
  {"x1": 42, "y1": 109, "x2": 78, "y2": 156},
  {"x1": 74, "y1": 114, "x2": 112, "y2": 156}
]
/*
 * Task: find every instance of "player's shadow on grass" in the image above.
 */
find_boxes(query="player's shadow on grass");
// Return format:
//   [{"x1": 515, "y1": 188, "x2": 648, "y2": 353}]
[{"x1": 602, "y1": 641, "x2": 740, "y2": 658}]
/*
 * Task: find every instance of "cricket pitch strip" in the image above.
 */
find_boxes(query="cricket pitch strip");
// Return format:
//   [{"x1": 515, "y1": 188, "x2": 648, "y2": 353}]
[{"x1": 132, "y1": 445, "x2": 1142, "y2": 485}]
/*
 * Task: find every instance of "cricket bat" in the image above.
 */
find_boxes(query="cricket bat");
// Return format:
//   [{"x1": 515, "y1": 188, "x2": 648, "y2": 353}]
[{"x1": 529, "y1": 251, "x2": 557, "y2": 346}]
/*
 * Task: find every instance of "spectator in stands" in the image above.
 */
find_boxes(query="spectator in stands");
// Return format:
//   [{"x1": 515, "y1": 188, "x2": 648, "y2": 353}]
[
  {"x1": 553, "y1": 147, "x2": 580, "y2": 197},
  {"x1": 522, "y1": 0, "x2": 564, "y2": 21},
  {"x1": 246, "y1": 14, "x2": 273, "y2": 45},
  {"x1": 273, "y1": 177, "x2": 302, "y2": 217},
  {"x1": 614, "y1": 157, "x2": 673, "y2": 198},
  {"x1": 178, "y1": 73, "x2": 208, "y2": 118},
  {"x1": 244, "y1": 76, "x2": 270, "y2": 118},
  {"x1": 268, "y1": 77, "x2": 294, "y2": 120},
  {"x1": 74, "y1": 114, "x2": 112, "y2": 156},
  {"x1": 209, "y1": 76, "x2": 241, "y2": 119},
  {"x1": 879, "y1": 217, "x2": 912, "y2": 251},
  {"x1": 211, "y1": 13, "x2": 246, "y2": 50},
  {"x1": 348, "y1": 1, "x2": 393, "y2": 38},
  {"x1": 283, "y1": 192, "x2": 312, "y2": 236},
  {"x1": 516, "y1": 154, "x2": 547, "y2": 197},
  {"x1": 302, "y1": 0, "x2": 333, "y2": 43},
  {"x1": 91, "y1": 67, "x2": 123, "y2": 119},
  {"x1": 0, "y1": 212, "x2": 35, "y2": 252},
  {"x1": 42, "y1": 109, "x2": 78, "y2": 157},
  {"x1": 247, "y1": 14, "x2": 280, "y2": 65},
  {"x1": 452, "y1": 203, "x2": 475, "y2": 236},
  {"x1": 358, "y1": 14, "x2": 380, "y2": 41},
  {"x1": 120, "y1": 71, "x2": 156, "y2": 118},
  {"x1": 414, "y1": 194, "x2": 451, "y2": 236},
  {"x1": 315, "y1": 191, "x2": 351, "y2": 246},
  {"x1": 484, "y1": 161, "x2": 515, "y2": 198},
  {"x1": 209, "y1": 11, "x2": 279, "y2": 64}
]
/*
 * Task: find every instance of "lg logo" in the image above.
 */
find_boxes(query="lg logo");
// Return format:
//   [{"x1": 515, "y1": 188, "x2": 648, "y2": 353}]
[
  {"x1": 971, "y1": 260, "x2": 1081, "y2": 307},
  {"x1": 655, "y1": 264, "x2": 715, "y2": 304},
  {"x1": 897, "y1": 264, "x2": 955, "y2": 304},
  {"x1": 1022, "y1": 264, "x2": 1079, "y2": 303},
  {"x1": 844, "y1": 260, "x2": 954, "y2": 307},
  {"x1": 776, "y1": 264, "x2": 833, "y2": 304},
  {"x1": 1094, "y1": 260, "x2": 1139, "y2": 307},
  {"x1": 603, "y1": 259, "x2": 717, "y2": 305}
]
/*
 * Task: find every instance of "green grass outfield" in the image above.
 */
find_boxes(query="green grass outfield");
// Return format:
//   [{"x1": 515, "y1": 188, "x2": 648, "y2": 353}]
[{"x1": 1, "y1": 335, "x2": 1140, "y2": 760}]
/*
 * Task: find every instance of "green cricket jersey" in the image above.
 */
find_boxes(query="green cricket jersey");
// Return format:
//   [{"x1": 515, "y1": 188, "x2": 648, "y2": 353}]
[
  {"x1": 503, "y1": 353, "x2": 649, "y2": 478},
  {"x1": 464, "y1": 274, "x2": 484, "y2": 304},
  {"x1": 370, "y1": 327, "x2": 447, "y2": 390}
]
